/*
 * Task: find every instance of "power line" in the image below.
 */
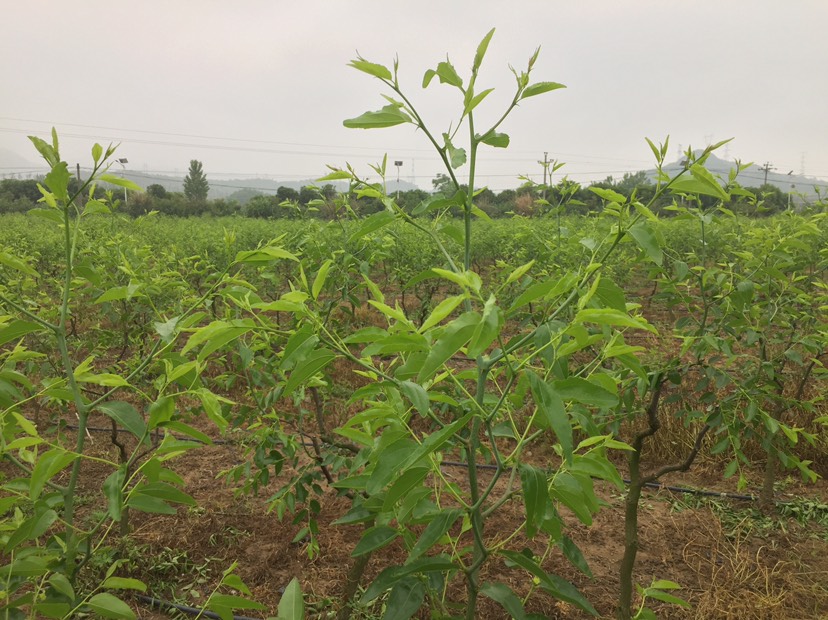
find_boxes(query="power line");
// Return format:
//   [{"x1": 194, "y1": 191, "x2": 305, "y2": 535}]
[{"x1": 0, "y1": 116, "x2": 434, "y2": 153}]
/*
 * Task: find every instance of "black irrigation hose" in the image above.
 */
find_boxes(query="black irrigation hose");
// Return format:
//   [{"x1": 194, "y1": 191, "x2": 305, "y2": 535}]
[
  {"x1": 633, "y1": 479, "x2": 757, "y2": 502},
  {"x1": 136, "y1": 594, "x2": 262, "y2": 620},
  {"x1": 57, "y1": 424, "x2": 775, "y2": 503},
  {"x1": 440, "y1": 460, "x2": 763, "y2": 503}
]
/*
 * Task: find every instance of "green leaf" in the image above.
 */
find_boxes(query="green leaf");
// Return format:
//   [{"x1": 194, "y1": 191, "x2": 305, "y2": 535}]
[
  {"x1": 473, "y1": 28, "x2": 496, "y2": 71},
  {"x1": 400, "y1": 413, "x2": 473, "y2": 473},
  {"x1": 29, "y1": 134, "x2": 58, "y2": 166},
  {"x1": 367, "y1": 438, "x2": 418, "y2": 495},
  {"x1": 352, "y1": 526, "x2": 398, "y2": 556},
  {"x1": 349, "y1": 58, "x2": 393, "y2": 80},
  {"x1": 75, "y1": 372, "x2": 130, "y2": 387},
  {"x1": 505, "y1": 260, "x2": 535, "y2": 286},
  {"x1": 126, "y1": 492, "x2": 177, "y2": 515},
  {"x1": 593, "y1": 278, "x2": 627, "y2": 312},
  {"x1": 0, "y1": 251, "x2": 38, "y2": 277},
  {"x1": 501, "y1": 550, "x2": 597, "y2": 616},
  {"x1": 284, "y1": 348, "x2": 335, "y2": 395},
  {"x1": 382, "y1": 578, "x2": 425, "y2": 620},
  {"x1": 317, "y1": 169, "x2": 352, "y2": 181},
  {"x1": 419, "y1": 294, "x2": 466, "y2": 332},
  {"x1": 560, "y1": 536, "x2": 592, "y2": 577},
  {"x1": 153, "y1": 316, "x2": 180, "y2": 343},
  {"x1": 670, "y1": 167, "x2": 730, "y2": 200},
  {"x1": 102, "y1": 577, "x2": 147, "y2": 592},
  {"x1": 196, "y1": 388, "x2": 229, "y2": 431},
  {"x1": 480, "y1": 582, "x2": 527, "y2": 620},
  {"x1": 383, "y1": 467, "x2": 430, "y2": 511},
  {"x1": 49, "y1": 573, "x2": 75, "y2": 599},
  {"x1": 45, "y1": 161, "x2": 71, "y2": 201},
  {"x1": 399, "y1": 381, "x2": 430, "y2": 416},
  {"x1": 553, "y1": 377, "x2": 618, "y2": 408},
  {"x1": 349, "y1": 210, "x2": 396, "y2": 242},
  {"x1": 689, "y1": 164, "x2": 730, "y2": 201},
  {"x1": 136, "y1": 481, "x2": 195, "y2": 506},
  {"x1": 28, "y1": 207, "x2": 63, "y2": 223},
  {"x1": 521, "y1": 81, "x2": 566, "y2": 99},
  {"x1": 103, "y1": 469, "x2": 125, "y2": 522},
  {"x1": 361, "y1": 557, "x2": 456, "y2": 603},
  {"x1": 589, "y1": 187, "x2": 626, "y2": 204},
  {"x1": 367, "y1": 300, "x2": 410, "y2": 324},
  {"x1": 86, "y1": 593, "x2": 136, "y2": 620},
  {"x1": 431, "y1": 268, "x2": 480, "y2": 292},
  {"x1": 0, "y1": 320, "x2": 43, "y2": 346},
  {"x1": 205, "y1": 594, "x2": 265, "y2": 612},
  {"x1": 98, "y1": 174, "x2": 143, "y2": 193},
  {"x1": 95, "y1": 283, "x2": 142, "y2": 303},
  {"x1": 464, "y1": 88, "x2": 495, "y2": 115},
  {"x1": 344, "y1": 105, "x2": 412, "y2": 129},
  {"x1": 0, "y1": 555, "x2": 50, "y2": 578},
  {"x1": 467, "y1": 295, "x2": 501, "y2": 358},
  {"x1": 628, "y1": 222, "x2": 663, "y2": 266},
  {"x1": 29, "y1": 449, "x2": 78, "y2": 500},
  {"x1": 276, "y1": 577, "x2": 304, "y2": 620},
  {"x1": 407, "y1": 509, "x2": 463, "y2": 561},
  {"x1": 83, "y1": 200, "x2": 111, "y2": 215},
  {"x1": 417, "y1": 312, "x2": 480, "y2": 383},
  {"x1": 528, "y1": 372, "x2": 573, "y2": 464},
  {"x1": 435, "y1": 61, "x2": 463, "y2": 88},
  {"x1": 520, "y1": 464, "x2": 548, "y2": 538},
  {"x1": 97, "y1": 401, "x2": 148, "y2": 444},
  {"x1": 508, "y1": 273, "x2": 578, "y2": 314},
  {"x1": 234, "y1": 246, "x2": 298, "y2": 263},
  {"x1": 479, "y1": 130, "x2": 510, "y2": 148},
  {"x1": 312, "y1": 259, "x2": 333, "y2": 300},
  {"x1": 574, "y1": 308, "x2": 657, "y2": 334},
  {"x1": 443, "y1": 133, "x2": 467, "y2": 169}
]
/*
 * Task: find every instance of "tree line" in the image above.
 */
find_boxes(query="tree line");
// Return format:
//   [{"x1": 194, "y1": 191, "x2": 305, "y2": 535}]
[{"x1": 0, "y1": 161, "x2": 798, "y2": 219}]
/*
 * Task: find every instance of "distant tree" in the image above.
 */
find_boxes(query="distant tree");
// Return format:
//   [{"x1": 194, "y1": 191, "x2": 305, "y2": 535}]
[
  {"x1": 494, "y1": 188, "x2": 516, "y2": 208},
  {"x1": 276, "y1": 186, "x2": 299, "y2": 203},
  {"x1": 614, "y1": 170, "x2": 651, "y2": 196},
  {"x1": 473, "y1": 187, "x2": 497, "y2": 216},
  {"x1": 0, "y1": 178, "x2": 41, "y2": 202},
  {"x1": 147, "y1": 184, "x2": 168, "y2": 199},
  {"x1": 183, "y1": 160, "x2": 209, "y2": 202},
  {"x1": 432, "y1": 173, "x2": 455, "y2": 195},
  {"x1": 226, "y1": 188, "x2": 262, "y2": 205},
  {"x1": 245, "y1": 195, "x2": 281, "y2": 218},
  {"x1": 397, "y1": 188, "x2": 430, "y2": 213},
  {"x1": 298, "y1": 186, "x2": 317, "y2": 206},
  {"x1": 753, "y1": 184, "x2": 788, "y2": 214}
]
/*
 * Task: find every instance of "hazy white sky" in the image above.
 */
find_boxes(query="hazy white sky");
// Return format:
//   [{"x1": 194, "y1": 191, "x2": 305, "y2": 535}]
[{"x1": 1, "y1": 1, "x2": 825, "y2": 190}]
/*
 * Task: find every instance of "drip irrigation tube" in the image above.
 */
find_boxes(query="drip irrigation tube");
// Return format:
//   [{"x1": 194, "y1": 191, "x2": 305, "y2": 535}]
[
  {"x1": 136, "y1": 594, "x2": 262, "y2": 620},
  {"x1": 440, "y1": 460, "x2": 763, "y2": 503},
  {"x1": 634, "y1": 480, "x2": 757, "y2": 502},
  {"x1": 53, "y1": 421, "x2": 771, "y2": 503}
]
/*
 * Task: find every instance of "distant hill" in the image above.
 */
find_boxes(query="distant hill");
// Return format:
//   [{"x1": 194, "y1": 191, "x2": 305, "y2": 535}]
[
  {"x1": 0, "y1": 148, "x2": 43, "y2": 176},
  {"x1": 646, "y1": 151, "x2": 828, "y2": 198},
  {"x1": 111, "y1": 170, "x2": 420, "y2": 200}
]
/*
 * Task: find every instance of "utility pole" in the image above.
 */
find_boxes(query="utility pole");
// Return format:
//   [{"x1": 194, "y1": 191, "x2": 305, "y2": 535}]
[
  {"x1": 116, "y1": 158, "x2": 129, "y2": 204},
  {"x1": 759, "y1": 162, "x2": 775, "y2": 185},
  {"x1": 538, "y1": 152, "x2": 549, "y2": 202},
  {"x1": 394, "y1": 160, "x2": 403, "y2": 200}
]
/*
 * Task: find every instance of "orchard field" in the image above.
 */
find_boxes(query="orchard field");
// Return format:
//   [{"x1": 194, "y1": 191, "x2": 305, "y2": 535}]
[{"x1": 2, "y1": 32, "x2": 828, "y2": 620}]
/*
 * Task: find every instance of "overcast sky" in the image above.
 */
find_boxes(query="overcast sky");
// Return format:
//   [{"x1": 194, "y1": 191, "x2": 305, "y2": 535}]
[{"x1": 1, "y1": 1, "x2": 825, "y2": 191}]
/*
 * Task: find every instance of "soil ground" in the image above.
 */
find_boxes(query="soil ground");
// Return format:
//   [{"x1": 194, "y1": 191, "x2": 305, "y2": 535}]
[{"x1": 63, "y1": 410, "x2": 828, "y2": 620}]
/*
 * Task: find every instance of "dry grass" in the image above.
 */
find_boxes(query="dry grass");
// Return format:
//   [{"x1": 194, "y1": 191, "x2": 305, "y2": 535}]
[{"x1": 682, "y1": 516, "x2": 828, "y2": 620}]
